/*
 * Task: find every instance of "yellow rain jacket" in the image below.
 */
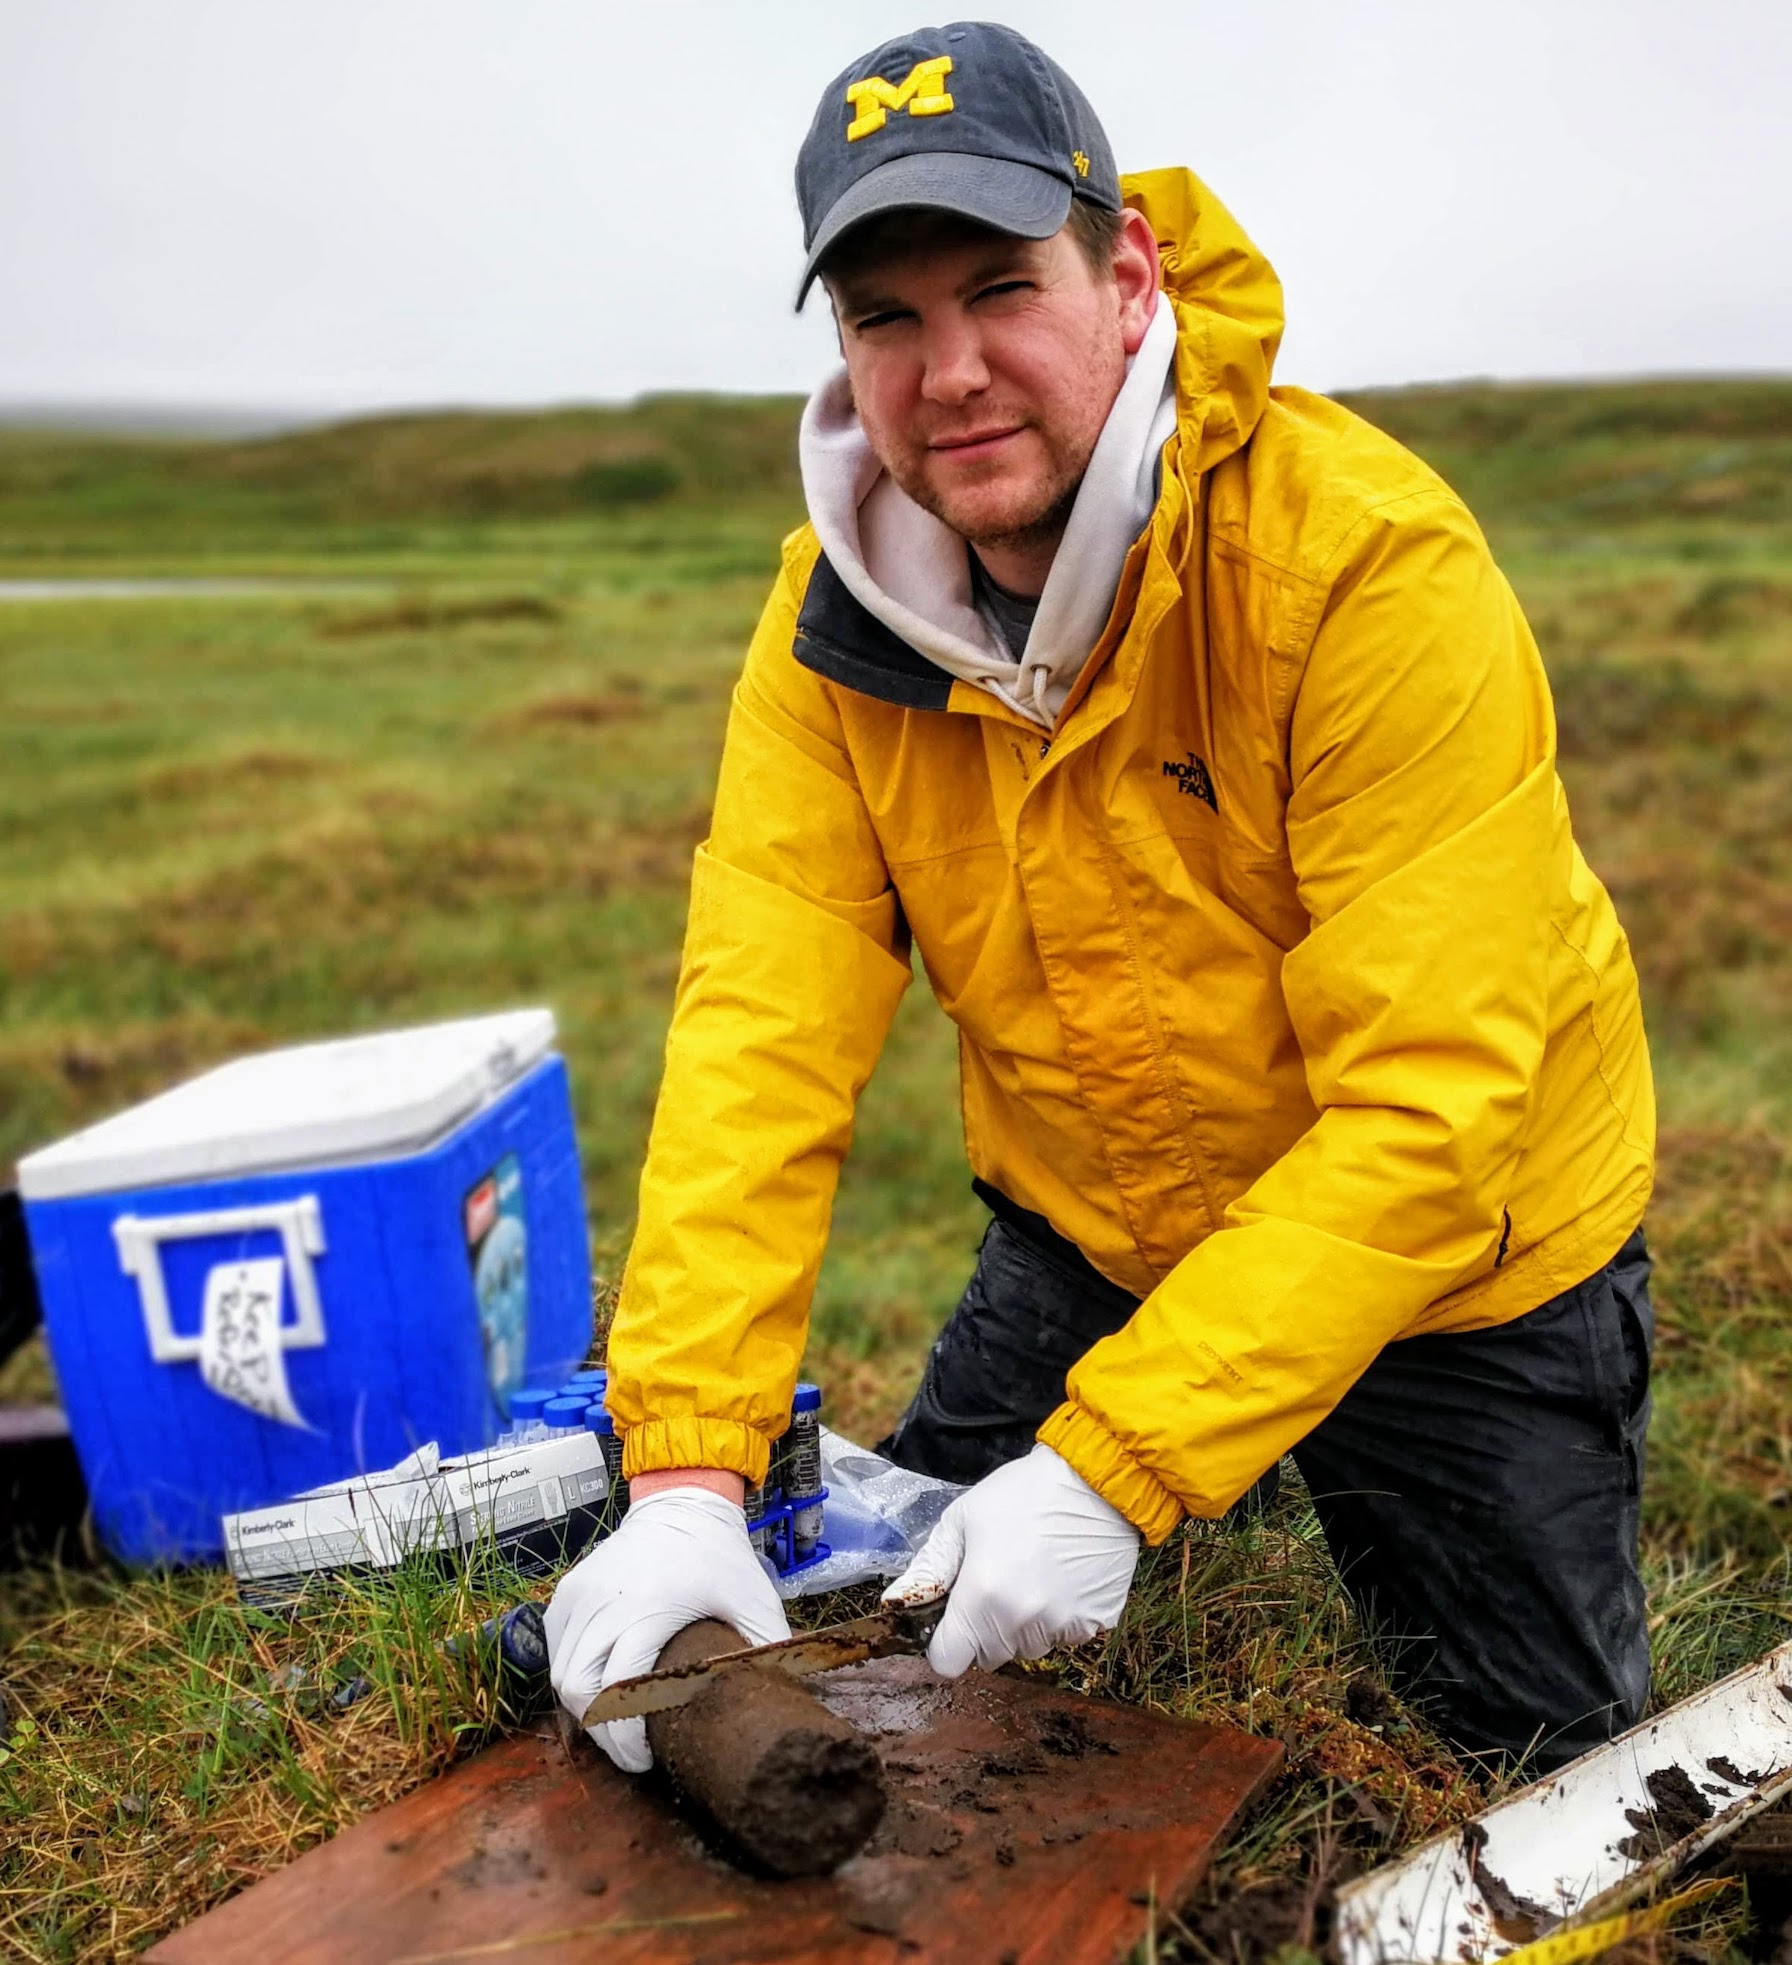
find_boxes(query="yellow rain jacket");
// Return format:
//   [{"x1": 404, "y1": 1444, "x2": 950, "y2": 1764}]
[{"x1": 608, "y1": 168, "x2": 1654, "y2": 1542}]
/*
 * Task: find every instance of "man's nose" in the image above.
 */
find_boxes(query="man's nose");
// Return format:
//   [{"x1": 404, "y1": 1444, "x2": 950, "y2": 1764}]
[{"x1": 919, "y1": 313, "x2": 989, "y2": 405}]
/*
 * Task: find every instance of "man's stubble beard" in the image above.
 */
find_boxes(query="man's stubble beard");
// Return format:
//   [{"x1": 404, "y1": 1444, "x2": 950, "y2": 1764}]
[{"x1": 888, "y1": 434, "x2": 1090, "y2": 565}]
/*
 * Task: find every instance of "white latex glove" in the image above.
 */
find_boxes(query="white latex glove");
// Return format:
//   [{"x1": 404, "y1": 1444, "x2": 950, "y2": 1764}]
[
  {"x1": 883, "y1": 1442, "x2": 1141, "y2": 1676},
  {"x1": 544, "y1": 1487, "x2": 790, "y2": 1772}
]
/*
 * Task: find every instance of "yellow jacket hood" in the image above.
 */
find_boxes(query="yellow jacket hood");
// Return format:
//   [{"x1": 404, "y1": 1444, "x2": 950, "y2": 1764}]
[{"x1": 1132, "y1": 165, "x2": 1285, "y2": 476}]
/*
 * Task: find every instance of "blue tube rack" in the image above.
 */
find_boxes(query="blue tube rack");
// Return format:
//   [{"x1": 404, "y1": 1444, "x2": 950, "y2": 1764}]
[{"x1": 746, "y1": 1486, "x2": 831, "y2": 1577}]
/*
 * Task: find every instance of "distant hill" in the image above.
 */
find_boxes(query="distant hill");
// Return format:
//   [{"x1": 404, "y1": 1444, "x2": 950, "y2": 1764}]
[
  {"x1": 1336, "y1": 375, "x2": 1792, "y2": 535},
  {"x1": 199, "y1": 394, "x2": 811, "y2": 515},
  {"x1": 1, "y1": 376, "x2": 1786, "y2": 565},
  {"x1": 0, "y1": 394, "x2": 806, "y2": 526}
]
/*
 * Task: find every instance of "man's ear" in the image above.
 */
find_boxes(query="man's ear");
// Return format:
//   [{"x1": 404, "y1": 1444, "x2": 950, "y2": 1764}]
[{"x1": 1113, "y1": 208, "x2": 1161, "y2": 356}]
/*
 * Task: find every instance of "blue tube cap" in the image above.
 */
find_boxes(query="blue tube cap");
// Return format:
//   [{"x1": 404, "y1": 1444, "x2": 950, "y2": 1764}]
[
  {"x1": 542, "y1": 1396, "x2": 588, "y2": 1430},
  {"x1": 791, "y1": 1382, "x2": 822, "y2": 1414},
  {"x1": 584, "y1": 1405, "x2": 615, "y2": 1436},
  {"x1": 509, "y1": 1388, "x2": 554, "y2": 1423}
]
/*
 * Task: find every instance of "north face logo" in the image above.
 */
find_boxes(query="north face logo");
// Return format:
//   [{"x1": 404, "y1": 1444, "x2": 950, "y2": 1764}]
[{"x1": 1162, "y1": 752, "x2": 1217, "y2": 809}]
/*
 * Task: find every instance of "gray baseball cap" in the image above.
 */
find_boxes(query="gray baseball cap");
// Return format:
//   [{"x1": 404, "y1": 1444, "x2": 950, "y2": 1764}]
[{"x1": 794, "y1": 21, "x2": 1120, "y2": 308}]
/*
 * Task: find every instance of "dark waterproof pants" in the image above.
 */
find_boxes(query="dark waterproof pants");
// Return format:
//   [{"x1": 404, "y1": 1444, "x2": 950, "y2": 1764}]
[{"x1": 879, "y1": 1189, "x2": 1654, "y2": 1772}]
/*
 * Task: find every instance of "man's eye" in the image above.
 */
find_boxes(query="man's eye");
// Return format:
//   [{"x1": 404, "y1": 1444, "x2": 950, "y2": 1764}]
[
  {"x1": 852, "y1": 309, "x2": 913, "y2": 332},
  {"x1": 974, "y1": 280, "x2": 1032, "y2": 304}
]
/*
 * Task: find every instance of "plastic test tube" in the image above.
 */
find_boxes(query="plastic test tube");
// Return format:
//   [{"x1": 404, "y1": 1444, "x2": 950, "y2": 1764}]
[
  {"x1": 786, "y1": 1382, "x2": 825, "y2": 1560},
  {"x1": 742, "y1": 1468, "x2": 782, "y2": 1565},
  {"x1": 505, "y1": 1388, "x2": 555, "y2": 1444},
  {"x1": 541, "y1": 1396, "x2": 589, "y2": 1434},
  {"x1": 584, "y1": 1405, "x2": 628, "y2": 1522}
]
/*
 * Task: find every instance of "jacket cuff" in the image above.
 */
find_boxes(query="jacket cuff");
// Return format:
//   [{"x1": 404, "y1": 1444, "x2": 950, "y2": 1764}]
[
  {"x1": 1037, "y1": 1402, "x2": 1184, "y2": 1546},
  {"x1": 620, "y1": 1417, "x2": 772, "y2": 1486}
]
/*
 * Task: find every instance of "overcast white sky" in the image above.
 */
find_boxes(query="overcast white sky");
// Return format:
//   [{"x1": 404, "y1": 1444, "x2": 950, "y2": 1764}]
[{"x1": 2, "y1": 0, "x2": 1787, "y2": 418}]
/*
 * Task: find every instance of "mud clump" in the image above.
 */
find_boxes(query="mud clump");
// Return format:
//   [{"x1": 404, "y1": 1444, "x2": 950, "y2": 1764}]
[
  {"x1": 1033, "y1": 1708, "x2": 1120, "y2": 1759},
  {"x1": 646, "y1": 1620, "x2": 887, "y2": 1878},
  {"x1": 1179, "y1": 1876, "x2": 1317, "y2": 1958},
  {"x1": 1344, "y1": 1677, "x2": 1403, "y2": 1730},
  {"x1": 870, "y1": 1794, "x2": 962, "y2": 1859},
  {"x1": 978, "y1": 1744, "x2": 1048, "y2": 1782},
  {"x1": 1617, "y1": 1763, "x2": 1716, "y2": 1861},
  {"x1": 1649, "y1": 1763, "x2": 1719, "y2": 1835}
]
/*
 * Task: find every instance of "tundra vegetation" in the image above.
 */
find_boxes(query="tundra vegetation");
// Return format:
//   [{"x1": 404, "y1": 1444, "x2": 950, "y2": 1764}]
[{"x1": 2, "y1": 377, "x2": 1790, "y2": 1961}]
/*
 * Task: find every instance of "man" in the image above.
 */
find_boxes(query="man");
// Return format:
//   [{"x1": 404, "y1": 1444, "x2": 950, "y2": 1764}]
[{"x1": 546, "y1": 21, "x2": 1655, "y2": 1776}]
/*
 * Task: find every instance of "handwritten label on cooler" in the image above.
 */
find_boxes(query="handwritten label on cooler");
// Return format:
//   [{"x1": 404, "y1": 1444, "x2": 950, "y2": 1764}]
[{"x1": 199, "y1": 1255, "x2": 311, "y2": 1428}]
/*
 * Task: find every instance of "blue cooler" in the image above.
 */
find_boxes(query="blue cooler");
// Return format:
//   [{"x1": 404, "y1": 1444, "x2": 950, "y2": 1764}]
[{"x1": 18, "y1": 1009, "x2": 593, "y2": 1565}]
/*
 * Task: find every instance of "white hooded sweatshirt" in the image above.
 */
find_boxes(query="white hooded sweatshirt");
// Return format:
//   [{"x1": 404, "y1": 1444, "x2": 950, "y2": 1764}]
[{"x1": 797, "y1": 298, "x2": 1179, "y2": 730}]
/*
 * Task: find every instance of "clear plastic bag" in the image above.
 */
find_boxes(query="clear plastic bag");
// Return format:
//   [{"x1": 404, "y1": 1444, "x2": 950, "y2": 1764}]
[{"x1": 773, "y1": 1426, "x2": 964, "y2": 1600}]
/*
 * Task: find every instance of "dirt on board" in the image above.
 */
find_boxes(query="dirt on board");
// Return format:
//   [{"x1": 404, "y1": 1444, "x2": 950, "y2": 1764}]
[
  {"x1": 148, "y1": 1657, "x2": 1284, "y2": 1965},
  {"x1": 1618, "y1": 1763, "x2": 1720, "y2": 1861}
]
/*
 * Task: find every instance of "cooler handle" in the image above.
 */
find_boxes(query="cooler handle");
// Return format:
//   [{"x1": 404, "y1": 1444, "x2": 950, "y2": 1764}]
[{"x1": 112, "y1": 1197, "x2": 328, "y2": 1364}]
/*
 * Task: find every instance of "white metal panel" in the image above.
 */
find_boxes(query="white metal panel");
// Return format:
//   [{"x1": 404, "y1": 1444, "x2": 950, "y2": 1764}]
[{"x1": 1334, "y1": 1640, "x2": 1792, "y2": 1964}]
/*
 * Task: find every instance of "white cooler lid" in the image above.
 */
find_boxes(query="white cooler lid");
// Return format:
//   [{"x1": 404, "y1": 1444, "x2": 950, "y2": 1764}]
[{"x1": 18, "y1": 1008, "x2": 556, "y2": 1202}]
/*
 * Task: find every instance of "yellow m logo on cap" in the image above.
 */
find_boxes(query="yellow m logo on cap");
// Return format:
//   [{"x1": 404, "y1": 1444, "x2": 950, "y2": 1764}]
[{"x1": 845, "y1": 55, "x2": 955, "y2": 142}]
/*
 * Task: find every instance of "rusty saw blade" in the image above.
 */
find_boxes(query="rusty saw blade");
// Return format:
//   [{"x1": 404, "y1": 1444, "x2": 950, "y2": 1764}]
[{"x1": 581, "y1": 1591, "x2": 947, "y2": 1728}]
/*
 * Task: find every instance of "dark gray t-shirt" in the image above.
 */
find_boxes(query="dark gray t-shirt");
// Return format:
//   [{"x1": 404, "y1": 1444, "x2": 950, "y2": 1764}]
[{"x1": 970, "y1": 551, "x2": 1040, "y2": 660}]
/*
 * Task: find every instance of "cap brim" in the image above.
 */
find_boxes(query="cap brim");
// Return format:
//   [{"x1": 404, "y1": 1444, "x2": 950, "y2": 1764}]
[{"x1": 796, "y1": 152, "x2": 1072, "y2": 308}]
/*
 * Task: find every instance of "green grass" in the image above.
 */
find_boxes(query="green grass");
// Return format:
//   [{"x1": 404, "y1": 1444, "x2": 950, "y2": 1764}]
[
  {"x1": 3, "y1": 375, "x2": 1792, "y2": 1960},
  {"x1": 0, "y1": 1547, "x2": 571, "y2": 1959}
]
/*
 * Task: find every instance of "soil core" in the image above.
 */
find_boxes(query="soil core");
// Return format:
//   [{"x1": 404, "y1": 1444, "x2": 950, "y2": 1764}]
[{"x1": 644, "y1": 1619, "x2": 886, "y2": 1877}]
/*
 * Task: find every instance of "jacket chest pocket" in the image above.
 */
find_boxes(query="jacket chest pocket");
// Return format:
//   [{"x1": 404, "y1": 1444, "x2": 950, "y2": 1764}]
[{"x1": 1085, "y1": 729, "x2": 1309, "y2": 956}]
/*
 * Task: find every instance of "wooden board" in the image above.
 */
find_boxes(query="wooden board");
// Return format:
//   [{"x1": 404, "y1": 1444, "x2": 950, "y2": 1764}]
[{"x1": 150, "y1": 1657, "x2": 1283, "y2": 1965}]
